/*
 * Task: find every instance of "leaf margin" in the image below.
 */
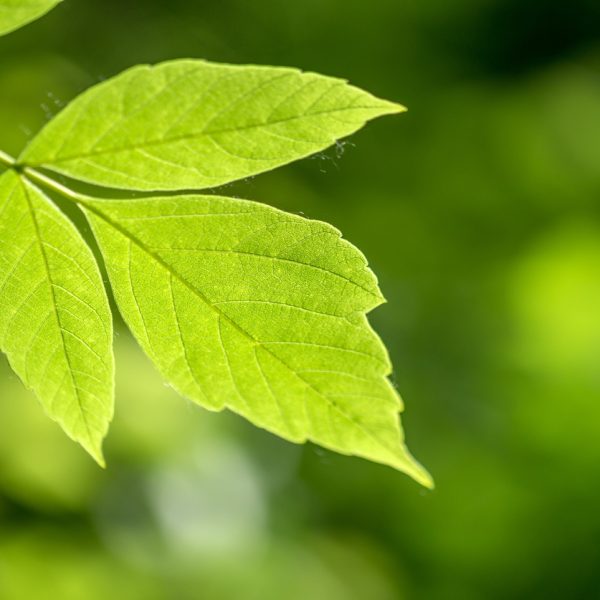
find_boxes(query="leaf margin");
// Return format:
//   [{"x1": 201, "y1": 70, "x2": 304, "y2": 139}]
[
  {"x1": 19, "y1": 58, "x2": 406, "y2": 192},
  {"x1": 0, "y1": 168, "x2": 114, "y2": 465},
  {"x1": 79, "y1": 190, "x2": 432, "y2": 487},
  {"x1": 0, "y1": 0, "x2": 63, "y2": 37}
]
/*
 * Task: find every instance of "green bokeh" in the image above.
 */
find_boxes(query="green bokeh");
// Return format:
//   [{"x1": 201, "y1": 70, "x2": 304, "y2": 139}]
[{"x1": 1, "y1": 0, "x2": 599, "y2": 598}]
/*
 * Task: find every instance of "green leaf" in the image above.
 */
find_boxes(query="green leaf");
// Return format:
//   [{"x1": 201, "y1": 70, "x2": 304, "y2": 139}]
[
  {"x1": 0, "y1": 170, "x2": 114, "y2": 464},
  {"x1": 0, "y1": 0, "x2": 62, "y2": 37},
  {"x1": 83, "y1": 193, "x2": 431, "y2": 486},
  {"x1": 20, "y1": 59, "x2": 405, "y2": 191}
]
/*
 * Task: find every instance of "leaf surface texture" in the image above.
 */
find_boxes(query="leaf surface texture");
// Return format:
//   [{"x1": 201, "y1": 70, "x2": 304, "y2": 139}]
[
  {"x1": 0, "y1": 171, "x2": 113, "y2": 463},
  {"x1": 84, "y1": 193, "x2": 431, "y2": 485},
  {"x1": 0, "y1": 56, "x2": 429, "y2": 483},
  {"x1": 21, "y1": 60, "x2": 404, "y2": 191},
  {"x1": 0, "y1": 0, "x2": 61, "y2": 36}
]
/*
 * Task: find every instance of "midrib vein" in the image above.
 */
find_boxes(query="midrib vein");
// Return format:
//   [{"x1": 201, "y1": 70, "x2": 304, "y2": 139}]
[
  {"x1": 26, "y1": 104, "x2": 395, "y2": 166},
  {"x1": 84, "y1": 201, "x2": 404, "y2": 462},
  {"x1": 20, "y1": 177, "x2": 95, "y2": 444}
]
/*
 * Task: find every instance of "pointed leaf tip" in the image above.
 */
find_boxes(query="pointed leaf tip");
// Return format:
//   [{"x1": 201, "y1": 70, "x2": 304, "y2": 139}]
[
  {"x1": 84, "y1": 192, "x2": 429, "y2": 483},
  {"x1": 0, "y1": 171, "x2": 114, "y2": 463},
  {"x1": 22, "y1": 59, "x2": 409, "y2": 191}
]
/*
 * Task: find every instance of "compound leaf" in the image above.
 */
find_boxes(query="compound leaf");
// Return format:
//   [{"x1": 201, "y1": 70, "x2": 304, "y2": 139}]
[
  {"x1": 0, "y1": 0, "x2": 62, "y2": 37},
  {"x1": 20, "y1": 59, "x2": 405, "y2": 192},
  {"x1": 0, "y1": 170, "x2": 113, "y2": 464},
  {"x1": 83, "y1": 193, "x2": 431, "y2": 486}
]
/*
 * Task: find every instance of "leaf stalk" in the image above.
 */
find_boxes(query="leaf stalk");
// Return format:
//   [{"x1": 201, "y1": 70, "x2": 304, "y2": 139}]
[
  {"x1": 21, "y1": 166, "x2": 89, "y2": 205},
  {"x1": 0, "y1": 149, "x2": 16, "y2": 168}
]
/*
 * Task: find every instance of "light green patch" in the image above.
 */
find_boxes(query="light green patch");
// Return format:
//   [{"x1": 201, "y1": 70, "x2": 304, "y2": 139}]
[
  {"x1": 0, "y1": 171, "x2": 113, "y2": 464},
  {"x1": 21, "y1": 59, "x2": 405, "y2": 191},
  {"x1": 0, "y1": 57, "x2": 430, "y2": 486},
  {"x1": 83, "y1": 193, "x2": 430, "y2": 486},
  {"x1": 0, "y1": 0, "x2": 62, "y2": 37}
]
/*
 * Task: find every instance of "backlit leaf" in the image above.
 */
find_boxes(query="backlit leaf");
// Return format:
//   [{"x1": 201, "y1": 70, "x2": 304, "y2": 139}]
[
  {"x1": 0, "y1": 170, "x2": 113, "y2": 463},
  {"x1": 20, "y1": 59, "x2": 405, "y2": 191},
  {"x1": 0, "y1": 0, "x2": 61, "y2": 37},
  {"x1": 83, "y1": 192, "x2": 431, "y2": 485}
]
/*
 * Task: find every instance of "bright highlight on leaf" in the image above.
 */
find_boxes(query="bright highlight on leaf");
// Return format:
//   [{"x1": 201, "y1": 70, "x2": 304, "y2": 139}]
[
  {"x1": 82, "y1": 194, "x2": 430, "y2": 486},
  {"x1": 0, "y1": 171, "x2": 113, "y2": 464},
  {"x1": 0, "y1": 0, "x2": 62, "y2": 37},
  {"x1": 21, "y1": 60, "x2": 406, "y2": 191},
  {"x1": 0, "y1": 52, "x2": 431, "y2": 486}
]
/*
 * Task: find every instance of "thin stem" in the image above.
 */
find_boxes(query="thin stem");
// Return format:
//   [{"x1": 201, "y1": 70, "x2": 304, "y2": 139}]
[
  {"x1": 21, "y1": 166, "x2": 90, "y2": 205},
  {"x1": 0, "y1": 149, "x2": 16, "y2": 168}
]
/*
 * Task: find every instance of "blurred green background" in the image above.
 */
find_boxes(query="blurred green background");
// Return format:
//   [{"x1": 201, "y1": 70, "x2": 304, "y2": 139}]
[{"x1": 1, "y1": 0, "x2": 600, "y2": 598}]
